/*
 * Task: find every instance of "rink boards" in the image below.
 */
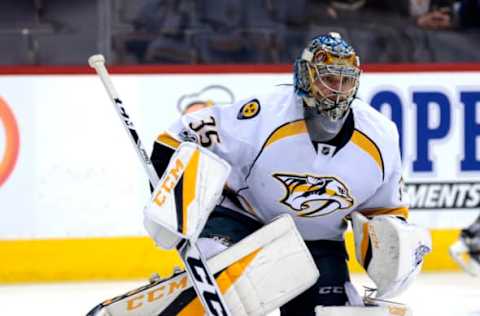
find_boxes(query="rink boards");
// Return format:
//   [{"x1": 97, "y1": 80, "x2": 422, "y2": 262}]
[
  {"x1": 0, "y1": 229, "x2": 462, "y2": 282},
  {"x1": 1, "y1": 64, "x2": 479, "y2": 281}
]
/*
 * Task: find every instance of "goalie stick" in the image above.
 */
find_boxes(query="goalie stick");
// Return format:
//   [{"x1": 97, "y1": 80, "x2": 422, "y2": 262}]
[{"x1": 88, "y1": 54, "x2": 232, "y2": 316}]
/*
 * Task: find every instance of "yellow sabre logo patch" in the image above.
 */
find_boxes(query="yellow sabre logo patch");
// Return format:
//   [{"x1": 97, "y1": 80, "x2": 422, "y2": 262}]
[{"x1": 237, "y1": 100, "x2": 260, "y2": 119}]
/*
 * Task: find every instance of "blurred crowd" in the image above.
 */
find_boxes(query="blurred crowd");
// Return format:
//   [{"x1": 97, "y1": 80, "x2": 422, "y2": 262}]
[
  {"x1": 0, "y1": 0, "x2": 479, "y2": 65},
  {"x1": 116, "y1": 0, "x2": 480, "y2": 64}
]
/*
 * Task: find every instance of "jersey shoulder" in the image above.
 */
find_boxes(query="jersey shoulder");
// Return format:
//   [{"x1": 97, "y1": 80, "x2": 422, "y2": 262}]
[
  {"x1": 351, "y1": 98, "x2": 399, "y2": 144},
  {"x1": 170, "y1": 85, "x2": 300, "y2": 151},
  {"x1": 217, "y1": 84, "x2": 301, "y2": 134},
  {"x1": 230, "y1": 84, "x2": 298, "y2": 121},
  {"x1": 351, "y1": 99, "x2": 401, "y2": 177},
  {"x1": 222, "y1": 84, "x2": 300, "y2": 145}
]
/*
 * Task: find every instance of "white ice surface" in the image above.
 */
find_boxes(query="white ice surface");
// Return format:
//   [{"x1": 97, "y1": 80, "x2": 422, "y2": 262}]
[{"x1": 0, "y1": 272, "x2": 478, "y2": 316}]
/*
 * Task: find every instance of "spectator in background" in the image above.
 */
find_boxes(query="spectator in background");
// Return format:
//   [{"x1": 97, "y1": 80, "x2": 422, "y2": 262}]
[
  {"x1": 308, "y1": 0, "x2": 394, "y2": 20},
  {"x1": 415, "y1": 0, "x2": 480, "y2": 30},
  {"x1": 124, "y1": 0, "x2": 193, "y2": 63},
  {"x1": 415, "y1": 0, "x2": 456, "y2": 29},
  {"x1": 176, "y1": 84, "x2": 235, "y2": 114},
  {"x1": 457, "y1": 0, "x2": 480, "y2": 28},
  {"x1": 309, "y1": 0, "x2": 416, "y2": 18},
  {"x1": 307, "y1": 0, "x2": 415, "y2": 63}
]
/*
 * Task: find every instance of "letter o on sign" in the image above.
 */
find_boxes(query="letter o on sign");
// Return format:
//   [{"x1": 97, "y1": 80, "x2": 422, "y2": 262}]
[{"x1": 0, "y1": 97, "x2": 19, "y2": 187}]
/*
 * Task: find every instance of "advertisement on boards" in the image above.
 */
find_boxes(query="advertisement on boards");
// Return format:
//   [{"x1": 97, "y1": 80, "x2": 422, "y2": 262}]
[
  {"x1": 356, "y1": 72, "x2": 480, "y2": 227},
  {"x1": 1, "y1": 69, "x2": 479, "y2": 239}
]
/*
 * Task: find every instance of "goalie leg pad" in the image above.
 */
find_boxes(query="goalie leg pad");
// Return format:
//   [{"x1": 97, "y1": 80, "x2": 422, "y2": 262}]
[
  {"x1": 88, "y1": 214, "x2": 319, "y2": 316},
  {"x1": 197, "y1": 236, "x2": 228, "y2": 259},
  {"x1": 208, "y1": 214, "x2": 320, "y2": 315}
]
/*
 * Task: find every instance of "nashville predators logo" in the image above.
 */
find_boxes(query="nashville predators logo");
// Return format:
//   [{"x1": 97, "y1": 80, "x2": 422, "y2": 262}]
[{"x1": 273, "y1": 173, "x2": 354, "y2": 217}]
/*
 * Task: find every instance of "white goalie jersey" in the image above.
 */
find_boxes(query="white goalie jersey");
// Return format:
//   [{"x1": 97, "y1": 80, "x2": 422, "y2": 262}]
[{"x1": 162, "y1": 85, "x2": 409, "y2": 241}]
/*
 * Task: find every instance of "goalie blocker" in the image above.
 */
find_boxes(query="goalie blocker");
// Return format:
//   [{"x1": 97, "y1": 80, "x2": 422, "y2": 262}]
[
  {"x1": 351, "y1": 212, "x2": 431, "y2": 299},
  {"x1": 87, "y1": 214, "x2": 320, "y2": 316},
  {"x1": 314, "y1": 213, "x2": 430, "y2": 316},
  {"x1": 144, "y1": 142, "x2": 231, "y2": 249}
]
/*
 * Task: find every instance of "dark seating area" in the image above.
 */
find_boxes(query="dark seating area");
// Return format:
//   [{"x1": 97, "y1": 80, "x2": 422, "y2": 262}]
[{"x1": 1, "y1": 0, "x2": 479, "y2": 65}]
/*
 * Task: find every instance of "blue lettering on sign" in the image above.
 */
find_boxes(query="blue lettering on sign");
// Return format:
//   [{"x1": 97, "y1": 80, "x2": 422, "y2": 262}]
[
  {"x1": 461, "y1": 92, "x2": 480, "y2": 171},
  {"x1": 369, "y1": 89, "x2": 480, "y2": 173},
  {"x1": 413, "y1": 92, "x2": 451, "y2": 172},
  {"x1": 370, "y1": 91, "x2": 404, "y2": 156}
]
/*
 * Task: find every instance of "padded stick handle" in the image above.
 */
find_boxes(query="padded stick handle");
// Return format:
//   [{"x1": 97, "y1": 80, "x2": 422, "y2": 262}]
[{"x1": 88, "y1": 54, "x2": 159, "y2": 185}]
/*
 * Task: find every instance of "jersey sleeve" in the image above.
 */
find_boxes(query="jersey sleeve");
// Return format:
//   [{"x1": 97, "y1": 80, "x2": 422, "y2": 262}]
[
  {"x1": 357, "y1": 124, "x2": 409, "y2": 219},
  {"x1": 152, "y1": 100, "x2": 260, "y2": 188}
]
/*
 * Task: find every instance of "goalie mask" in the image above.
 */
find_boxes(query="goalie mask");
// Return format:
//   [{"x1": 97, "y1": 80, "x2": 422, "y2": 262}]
[{"x1": 294, "y1": 32, "x2": 361, "y2": 121}]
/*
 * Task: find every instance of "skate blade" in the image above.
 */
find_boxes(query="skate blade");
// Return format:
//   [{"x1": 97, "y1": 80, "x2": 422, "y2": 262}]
[{"x1": 449, "y1": 240, "x2": 480, "y2": 277}]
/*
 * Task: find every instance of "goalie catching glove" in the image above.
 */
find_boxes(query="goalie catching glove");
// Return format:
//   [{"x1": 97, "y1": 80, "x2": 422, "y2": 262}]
[
  {"x1": 351, "y1": 212, "x2": 432, "y2": 298},
  {"x1": 144, "y1": 142, "x2": 231, "y2": 249}
]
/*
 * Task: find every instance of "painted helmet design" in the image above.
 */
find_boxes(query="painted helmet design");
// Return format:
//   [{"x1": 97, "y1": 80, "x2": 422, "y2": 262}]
[{"x1": 294, "y1": 32, "x2": 361, "y2": 121}]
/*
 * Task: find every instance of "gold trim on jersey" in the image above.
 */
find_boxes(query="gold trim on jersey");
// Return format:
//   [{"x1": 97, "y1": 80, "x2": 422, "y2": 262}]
[
  {"x1": 265, "y1": 120, "x2": 307, "y2": 148},
  {"x1": 359, "y1": 206, "x2": 409, "y2": 219},
  {"x1": 156, "y1": 133, "x2": 181, "y2": 149},
  {"x1": 351, "y1": 129, "x2": 385, "y2": 180},
  {"x1": 245, "y1": 119, "x2": 307, "y2": 180}
]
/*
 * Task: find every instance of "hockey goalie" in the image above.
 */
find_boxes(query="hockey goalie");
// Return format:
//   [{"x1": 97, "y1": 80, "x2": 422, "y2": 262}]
[{"x1": 88, "y1": 32, "x2": 432, "y2": 316}]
